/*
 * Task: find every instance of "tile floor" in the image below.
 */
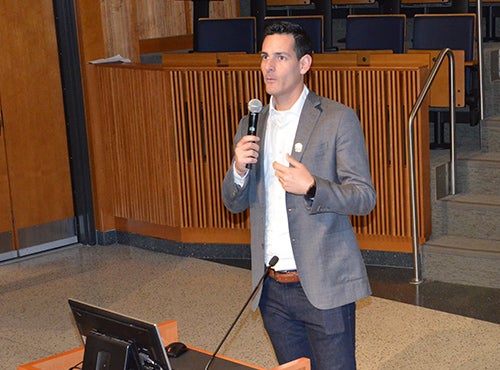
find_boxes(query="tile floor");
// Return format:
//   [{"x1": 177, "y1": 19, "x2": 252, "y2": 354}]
[{"x1": 1, "y1": 244, "x2": 498, "y2": 370}]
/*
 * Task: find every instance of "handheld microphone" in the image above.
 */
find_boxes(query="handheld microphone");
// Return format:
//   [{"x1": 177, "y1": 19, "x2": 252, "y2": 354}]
[
  {"x1": 204, "y1": 256, "x2": 279, "y2": 370},
  {"x1": 245, "y1": 98, "x2": 263, "y2": 169},
  {"x1": 247, "y1": 98, "x2": 263, "y2": 136}
]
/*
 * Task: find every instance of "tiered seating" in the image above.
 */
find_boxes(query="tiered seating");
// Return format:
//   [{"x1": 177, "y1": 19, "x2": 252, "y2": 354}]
[
  {"x1": 264, "y1": 15, "x2": 324, "y2": 52},
  {"x1": 345, "y1": 14, "x2": 406, "y2": 53},
  {"x1": 410, "y1": 13, "x2": 479, "y2": 147},
  {"x1": 194, "y1": 17, "x2": 256, "y2": 53},
  {"x1": 192, "y1": 13, "x2": 479, "y2": 137}
]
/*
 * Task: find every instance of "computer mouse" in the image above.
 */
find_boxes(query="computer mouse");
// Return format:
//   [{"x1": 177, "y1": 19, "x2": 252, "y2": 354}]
[{"x1": 166, "y1": 341, "x2": 188, "y2": 358}]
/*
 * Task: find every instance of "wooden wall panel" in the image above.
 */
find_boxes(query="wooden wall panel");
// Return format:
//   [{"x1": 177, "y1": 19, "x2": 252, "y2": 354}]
[
  {"x1": 0, "y1": 128, "x2": 14, "y2": 252},
  {"x1": 168, "y1": 68, "x2": 266, "y2": 232},
  {"x1": 101, "y1": 0, "x2": 140, "y2": 61},
  {"x1": 136, "y1": 0, "x2": 240, "y2": 39},
  {"x1": 91, "y1": 66, "x2": 180, "y2": 227},
  {"x1": 76, "y1": 0, "x2": 243, "y2": 231},
  {"x1": 0, "y1": 0, "x2": 74, "y2": 229},
  {"x1": 88, "y1": 55, "x2": 431, "y2": 252},
  {"x1": 136, "y1": 0, "x2": 190, "y2": 37}
]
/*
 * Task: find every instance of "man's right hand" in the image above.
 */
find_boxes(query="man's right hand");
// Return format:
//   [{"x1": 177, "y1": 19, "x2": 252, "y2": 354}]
[{"x1": 234, "y1": 135, "x2": 261, "y2": 177}]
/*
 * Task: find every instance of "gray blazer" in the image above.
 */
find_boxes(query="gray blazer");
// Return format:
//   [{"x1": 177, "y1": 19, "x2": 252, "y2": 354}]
[{"x1": 222, "y1": 91, "x2": 376, "y2": 310}]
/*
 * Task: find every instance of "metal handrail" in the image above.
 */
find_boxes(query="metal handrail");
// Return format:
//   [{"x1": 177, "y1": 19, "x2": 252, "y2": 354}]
[
  {"x1": 477, "y1": 0, "x2": 484, "y2": 121},
  {"x1": 408, "y1": 48, "x2": 457, "y2": 284}
]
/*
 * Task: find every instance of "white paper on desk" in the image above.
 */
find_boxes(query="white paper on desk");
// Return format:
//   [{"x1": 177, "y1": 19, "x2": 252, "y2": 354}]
[{"x1": 89, "y1": 54, "x2": 132, "y2": 64}]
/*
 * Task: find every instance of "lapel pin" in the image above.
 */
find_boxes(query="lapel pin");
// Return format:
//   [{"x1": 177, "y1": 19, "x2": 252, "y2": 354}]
[{"x1": 294, "y1": 143, "x2": 303, "y2": 153}]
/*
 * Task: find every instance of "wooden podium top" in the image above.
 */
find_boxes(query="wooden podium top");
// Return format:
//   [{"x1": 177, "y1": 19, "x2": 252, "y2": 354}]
[{"x1": 18, "y1": 320, "x2": 310, "y2": 370}]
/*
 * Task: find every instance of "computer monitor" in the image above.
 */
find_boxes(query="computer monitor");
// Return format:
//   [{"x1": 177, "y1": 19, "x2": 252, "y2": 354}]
[{"x1": 68, "y1": 298, "x2": 172, "y2": 370}]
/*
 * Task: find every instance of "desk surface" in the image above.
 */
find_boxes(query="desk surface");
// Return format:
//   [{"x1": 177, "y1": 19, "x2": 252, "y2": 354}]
[{"x1": 18, "y1": 321, "x2": 309, "y2": 370}]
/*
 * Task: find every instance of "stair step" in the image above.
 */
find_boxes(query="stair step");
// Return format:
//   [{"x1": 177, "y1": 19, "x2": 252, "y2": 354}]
[
  {"x1": 458, "y1": 150, "x2": 500, "y2": 163},
  {"x1": 444, "y1": 151, "x2": 500, "y2": 195},
  {"x1": 481, "y1": 116, "x2": 500, "y2": 152},
  {"x1": 444, "y1": 193, "x2": 500, "y2": 207},
  {"x1": 424, "y1": 235, "x2": 500, "y2": 254},
  {"x1": 423, "y1": 108, "x2": 499, "y2": 287},
  {"x1": 432, "y1": 194, "x2": 500, "y2": 240},
  {"x1": 423, "y1": 236, "x2": 500, "y2": 288}
]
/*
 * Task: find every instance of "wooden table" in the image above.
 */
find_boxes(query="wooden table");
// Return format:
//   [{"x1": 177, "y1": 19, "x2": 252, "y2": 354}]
[{"x1": 18, "y1": 320, "x2": 310, "y2": 370}]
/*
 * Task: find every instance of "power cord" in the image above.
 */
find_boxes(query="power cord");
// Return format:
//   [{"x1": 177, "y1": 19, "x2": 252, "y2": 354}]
[{"x1": 68, "y1": 360, "x2": 83, "y2": 370}]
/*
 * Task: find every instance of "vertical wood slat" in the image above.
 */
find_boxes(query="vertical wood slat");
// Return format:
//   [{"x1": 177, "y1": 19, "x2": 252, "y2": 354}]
[
  {"x1": 92, "y1": 65, "x2": 179, "y2": 226},
  {"x1": 168, "y1": 68, "x2": 268, "y2": 230},
  {"x1": 89, "y1": 59, "x2": 430, "y2": 251},
  {"x1": 166, "y1": 64, "x2": 430, "y2": 250}
]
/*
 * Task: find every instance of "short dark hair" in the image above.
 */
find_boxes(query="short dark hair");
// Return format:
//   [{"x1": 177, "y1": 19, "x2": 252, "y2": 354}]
[{"x1": 263, "y1": 21, "x2": 314, "y2": 59}]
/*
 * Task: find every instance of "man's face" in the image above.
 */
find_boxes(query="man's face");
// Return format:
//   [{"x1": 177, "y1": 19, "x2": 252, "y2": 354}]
[{"x1": 260, "y1": 33, "x2": 311, "y2": 111}]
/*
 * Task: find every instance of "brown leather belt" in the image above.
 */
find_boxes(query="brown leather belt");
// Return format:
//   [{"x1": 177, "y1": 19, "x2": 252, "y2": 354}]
[{"x1": 268, "y1": 269, "x2": 300, "y2": 283}]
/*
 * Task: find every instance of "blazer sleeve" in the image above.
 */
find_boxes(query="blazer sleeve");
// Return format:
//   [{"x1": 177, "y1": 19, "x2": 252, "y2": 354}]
[{"x1": 307, "y1": 105, "x2": 376, "y2": 216}]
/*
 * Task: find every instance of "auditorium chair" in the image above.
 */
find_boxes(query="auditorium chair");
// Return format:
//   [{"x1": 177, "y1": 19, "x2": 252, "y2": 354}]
[
  {"x1": 195, "y1": 17, "x2": 256, "y2": 53},
  {"x1": 264, "y1": 15, "x2": 324, "y2": 53},
  {"x1": 400, "y1": 0, "x2": 451, "y2": 14},
  {"x1": 344, "y1": 14, "x2": 406, "y2": 53},
  {"x1": 411, "y1": 13, "x2": 479, "y2": 148}
]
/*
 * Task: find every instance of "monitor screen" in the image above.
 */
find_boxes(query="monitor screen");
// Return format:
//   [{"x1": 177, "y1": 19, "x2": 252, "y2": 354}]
[{"x1": 68, "y1": 298, "x2": 172, "y2": 370}]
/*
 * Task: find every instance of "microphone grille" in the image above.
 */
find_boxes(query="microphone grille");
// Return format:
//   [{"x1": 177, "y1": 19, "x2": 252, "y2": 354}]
[
  {"x1": 248, "y1": 99, "x2": 263, "y2": 114},
  {"x1": 269, "y1": 256, "x2": 279, "y2": 267}
]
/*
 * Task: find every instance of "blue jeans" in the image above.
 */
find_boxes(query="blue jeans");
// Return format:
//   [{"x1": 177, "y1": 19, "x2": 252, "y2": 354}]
[{"x1": 259, "y1": 278, "x2": 356, "y2": 370}]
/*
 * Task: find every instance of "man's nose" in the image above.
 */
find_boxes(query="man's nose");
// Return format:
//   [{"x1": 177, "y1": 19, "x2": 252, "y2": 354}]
[{"x1": 263, "y1": 58, "x2": 275, "y2": 71}]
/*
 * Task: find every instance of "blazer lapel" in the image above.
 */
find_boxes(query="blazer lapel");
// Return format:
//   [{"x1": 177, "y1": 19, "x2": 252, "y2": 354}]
[
  {"x1": 292, "y1": 92, "x2": 322, "y2": 162},
  {"x1": 253, "y1": 106, "x2": 269, "y2": 191}
]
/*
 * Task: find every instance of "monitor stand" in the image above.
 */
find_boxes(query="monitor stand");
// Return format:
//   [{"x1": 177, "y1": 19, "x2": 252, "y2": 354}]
[{"x1": 82, "y1": 332, "x2": 142, "y2": 370}]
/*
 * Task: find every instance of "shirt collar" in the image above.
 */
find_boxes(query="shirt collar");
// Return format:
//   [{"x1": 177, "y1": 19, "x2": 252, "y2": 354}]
[{"x1": 269, "y1": 85, "x2": 309, "y2": 118}]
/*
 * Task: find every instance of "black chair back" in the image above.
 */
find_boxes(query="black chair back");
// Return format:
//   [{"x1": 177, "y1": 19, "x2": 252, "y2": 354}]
[
  {"x1": 412, "y1": 14, "x2": 475, "y2": 62},
  {"x1": 195, "y1": 17, "x2": 256, "y2": 53},
  {"x1": 345, "y1": 15, "x2": 406, "y2": 54},
  {"x1": 263, "y1": 16, "x2": 324, "y2": 53},
  {"x1": 412, "y1": 14, "x2": 476, "y2": 93}
]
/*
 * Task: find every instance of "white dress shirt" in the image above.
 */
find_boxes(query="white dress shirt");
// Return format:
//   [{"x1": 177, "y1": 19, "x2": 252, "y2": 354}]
[{"x1": 264, "y1": 86, "x2": 309, "y2": 271}]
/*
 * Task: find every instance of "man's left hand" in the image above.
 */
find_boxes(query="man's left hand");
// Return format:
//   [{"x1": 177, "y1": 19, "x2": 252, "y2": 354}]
[{"x1": 273, "y1": 154, "x2": 315, "y2": 195}]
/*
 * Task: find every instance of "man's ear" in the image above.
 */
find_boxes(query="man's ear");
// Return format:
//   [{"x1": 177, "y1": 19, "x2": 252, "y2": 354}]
[{"x1": 299, "y1": 54, "x2": 313, "y2": 75}]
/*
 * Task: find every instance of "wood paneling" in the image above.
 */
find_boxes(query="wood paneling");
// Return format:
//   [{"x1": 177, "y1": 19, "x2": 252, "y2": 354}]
[
  {"x1": 88, "y1": 54, "x2": 431, "y2": 252},
  {"x1": 92, "y1": 65, "x2": 180, "y2": 227},
  {"x1": 136, "y1": 0, "x2": 240, "y2": 40},
  {"x1": 101, "y1": 0, "x2": 140, "y2": 61},
  {"x1": 75, "y1": 0, "x2": 243, "y2": 232},
  {"x1": 0, "y1": 120, "x2": 14, "y2": 253},
  {"x1": 136, "y1": 0, "x2": 184, "y2": 37},
  {"x1": 0, "y1": 0, "x2": 74, "y2": 231}
]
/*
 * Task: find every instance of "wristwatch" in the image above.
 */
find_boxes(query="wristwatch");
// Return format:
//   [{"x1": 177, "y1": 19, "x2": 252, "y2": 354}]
[{"x1": 306, "y1": 181, "x2": 316, "y2": 198}]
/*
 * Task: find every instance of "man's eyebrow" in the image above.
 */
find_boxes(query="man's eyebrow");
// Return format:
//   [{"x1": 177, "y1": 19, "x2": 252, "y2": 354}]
[{"x1": 262, "y1": 51, "x2": 292, "y2": 58}]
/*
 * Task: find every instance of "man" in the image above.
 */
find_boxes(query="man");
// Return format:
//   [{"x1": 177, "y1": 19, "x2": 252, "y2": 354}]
[{"x1": 222, "y1": 22, "x2": 376, "y2": 370}]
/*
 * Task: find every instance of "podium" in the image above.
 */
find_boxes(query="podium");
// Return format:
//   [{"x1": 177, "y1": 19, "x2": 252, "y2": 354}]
[{"x1": 17, "y1": 320, "x2": 310, "y2": 370}]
